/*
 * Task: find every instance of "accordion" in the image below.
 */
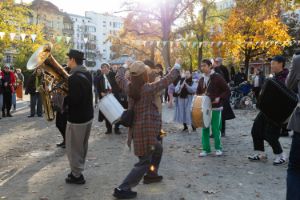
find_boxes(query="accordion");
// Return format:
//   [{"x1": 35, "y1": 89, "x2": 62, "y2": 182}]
[{"x1": 257, "y1": 78, "x2": 298, "y2": 125}]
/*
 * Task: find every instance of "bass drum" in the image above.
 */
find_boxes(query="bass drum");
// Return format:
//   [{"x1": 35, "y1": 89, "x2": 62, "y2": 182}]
[
  {"x1": 98, "y1": 93, "x2": 125, "y2": 124},
  {"x1": 191, "y1": 95, "x2": 212, "y2": 128}
]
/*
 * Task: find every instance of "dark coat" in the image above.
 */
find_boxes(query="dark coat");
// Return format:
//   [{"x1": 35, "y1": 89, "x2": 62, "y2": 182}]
[
  {"x1": 215, "y1": 65, "x2": 230, "y2": 83},
  {"x1": 196, "y1": 73, "x2": 230, "y2": 108},
  {"x1": 116, "y1": 67, "x2": 179, "y2": 156},
  {"x1": 25, "y1": 73, "x2": 44, "y2": 95},
  {"x1": 65, "y1": 65, "x2": 94, "y2": 123},
  {"x1": 286, "y1": 55, "x2": 300, "y2": 133}
]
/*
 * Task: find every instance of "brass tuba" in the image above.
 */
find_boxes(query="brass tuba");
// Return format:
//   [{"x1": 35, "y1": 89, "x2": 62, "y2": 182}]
[{"x1": 27, "y1": 43, "x2": 69, "y2": 121}]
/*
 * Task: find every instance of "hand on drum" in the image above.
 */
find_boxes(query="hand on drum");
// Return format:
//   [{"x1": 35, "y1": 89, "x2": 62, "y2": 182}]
[{"x1": 212, "y1": 97, "x2": 220, "y2": 104}]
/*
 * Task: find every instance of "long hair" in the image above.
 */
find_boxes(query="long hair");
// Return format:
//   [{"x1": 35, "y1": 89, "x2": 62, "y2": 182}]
[{"x1": 128, "y1": 71, "x2": 148, "y2": 101}]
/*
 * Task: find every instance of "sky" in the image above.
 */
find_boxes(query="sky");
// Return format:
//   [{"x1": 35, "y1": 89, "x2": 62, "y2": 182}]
[{"x1": 15, "y1": 0, "x2": 128, "y2": 16}]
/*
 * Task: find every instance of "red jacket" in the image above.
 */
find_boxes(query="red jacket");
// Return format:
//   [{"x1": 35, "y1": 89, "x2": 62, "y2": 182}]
[{"x1": 0, "y1": 71, "x2": 16, "y2": 93}]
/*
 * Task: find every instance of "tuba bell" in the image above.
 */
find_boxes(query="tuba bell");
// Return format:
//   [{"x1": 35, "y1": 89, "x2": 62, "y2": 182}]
[{"x1": 27, "y1": 43, "x2": 69, "y2": 121}]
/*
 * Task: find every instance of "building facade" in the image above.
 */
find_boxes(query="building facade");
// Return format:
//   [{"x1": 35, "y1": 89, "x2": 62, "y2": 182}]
[
  {"x1": 85, "y1": 11, "x2": 123, "y2": 68},
  {"x1": 215, "y1": 0, "x2": 235, "y2": 10},
  {"x1": 29, "y1": 0, "x2": 74, "y2": 39},
  {"x1": 69, "y1": 14, "x2": 97, "y2": 68}
]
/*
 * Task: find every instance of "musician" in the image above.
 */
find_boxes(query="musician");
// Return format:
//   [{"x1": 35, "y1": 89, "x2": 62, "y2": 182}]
[
  {"x1": 113, "y1": 60, "x2": 181, "y2": 199},
  {"x1": 174, "y1": 70, "x2": 197, "y2": 131},
  {"x1": 64, "y1": 49, "x2": 93, "y2": 184},
  {"x1": 25, "y1": 67, "x2": 44, "y2": 118},
  {"x1": 286, "y1": 52, "x2": 300, "y2": 200},
  {"x1": 197, "y1": 59, "x2": 230, "y2": 157},
  {"x1": 97, "y1": 63, "x2": 122, "y2": 134},
  {"x1": 248, "y1": 55, "x2": 288, "y2": 165},
  {"x1": 55, "y1": 65, "x2": 71, "y2": 149},
  {"x1": 1, "y1": 65, "x2": 16, "y2": 117}
]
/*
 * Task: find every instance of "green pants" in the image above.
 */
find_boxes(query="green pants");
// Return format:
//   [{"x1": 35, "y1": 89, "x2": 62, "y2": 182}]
[{"x1": 202, "y1": 110, "x2": 222, "y2": 152}]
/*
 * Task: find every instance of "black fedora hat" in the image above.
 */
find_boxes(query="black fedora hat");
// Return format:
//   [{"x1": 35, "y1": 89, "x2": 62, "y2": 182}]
[{"x1": 67, "y1": 49, "x2": 85, "y2": 60}]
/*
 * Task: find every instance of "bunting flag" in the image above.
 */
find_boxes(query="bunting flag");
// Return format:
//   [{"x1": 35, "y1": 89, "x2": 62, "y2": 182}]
[
  {"x1": 20, "y1": 33, "x2": 26, "y2": 41},
  {"x1": 56, "y1": 36, "x2": 62, "y2": 43},
  {"x1": 83, "y1": 37, "x2": 88, "y2": 44},
  {"x1": 66, "y1": 36, "x2": 71, "y2": 44},
  {"x1": 31, "y1": 34, "x2": 37, "y2": 42},
  {"x1": 0, "y1": 32, "x2": 5, "y2": 40},
  {"x1": 10, "y1": 33, "x2": 16, "y2": 41}
]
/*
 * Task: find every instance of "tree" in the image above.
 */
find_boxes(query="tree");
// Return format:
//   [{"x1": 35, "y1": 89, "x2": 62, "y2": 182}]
[
  {"x1": 0, "y1": 1, "x2": 45, "y2": 71},
  {"x1": 112, "y1": 0, "x2": 196, "y2": 68},
  {"x1": 219, "y1": 0, "x2": 291, "y2": 76}
]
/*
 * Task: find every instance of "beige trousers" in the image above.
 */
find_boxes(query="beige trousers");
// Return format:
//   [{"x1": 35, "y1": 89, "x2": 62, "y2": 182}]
[{"x1": 66, "y1": 119, "x2": 93, "y2": 177}]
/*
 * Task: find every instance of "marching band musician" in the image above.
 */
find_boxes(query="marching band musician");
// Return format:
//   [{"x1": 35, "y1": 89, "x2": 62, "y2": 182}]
[
  {"x1": 248, "y1": 56, "x2": 288, "y2": 165},
  {"x1": 64, "y1": 49, "x2": 93, "y2": 184},
  {"x1": 97, "y1": 63, "x2": 122, "y2": 134},
  {"x1": 197, "y1": 59, "x2": 230, "y2": 157},
  {"x1": 113, "y1": 59, "x2": 181, "y2": 199}
]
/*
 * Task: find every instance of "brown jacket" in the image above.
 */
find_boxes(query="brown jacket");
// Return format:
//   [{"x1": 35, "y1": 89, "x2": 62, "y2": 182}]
[
  {"x1": 116, "y1": 67, "x2": 179, "y2": 156},
  {"x1": 196, "y1": 73, "x2": 230, "y2": 108}
]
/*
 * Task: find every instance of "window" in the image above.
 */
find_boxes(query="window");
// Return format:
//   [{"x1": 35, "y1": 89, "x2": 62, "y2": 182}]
[{"x1": 5, "y1": 55, "x2": 12, "y2": 63}]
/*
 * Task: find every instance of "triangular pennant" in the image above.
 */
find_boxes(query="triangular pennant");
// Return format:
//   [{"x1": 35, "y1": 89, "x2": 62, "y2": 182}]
[
  {"x1": 198, "y1": 42, "x2": 202, "y2": 48},
  {"x1": 217, "y1": 41, "x2": 223, "y2": 48},
  {"x1": 83, "y1": 37, "x2": 88, "y2": 44},
  {"x1": 187, "y1": 42, "x2": 191, "y2": 47},
  {"x1": 0, "y1": 32, "x2": 5, "y2": 40},
  {"x1": 56, "y1": 36, "x2": 62, "y2": 43},
  {"x1": 10, "y1": 33, "x2": 16, "y2": 41},
  {"x1": 20, "y1": 33, "x2": 26, "y2": 41},
  {"x1": 211, "y1": 42, "x2": 215, "y2": 47},
  {"x1": 66, "y1": 36, "x2": 71, "y2": 44},
  {"x1": 31, "y1": 34, "x2": 37, "y2": 42}
]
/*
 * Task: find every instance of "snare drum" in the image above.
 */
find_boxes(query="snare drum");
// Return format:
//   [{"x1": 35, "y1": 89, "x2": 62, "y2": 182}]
[
  {"x1": 191, "y1": 95, "x2": 212, "y2": 128},
  {"x1": 98, "y1": 93, "x2": 125, "y2": 124}
]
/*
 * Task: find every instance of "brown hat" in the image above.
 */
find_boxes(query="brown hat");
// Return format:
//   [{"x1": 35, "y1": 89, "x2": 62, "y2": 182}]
[{"x1": 129, "y1": 61, "x2": 149, "y2": 76}]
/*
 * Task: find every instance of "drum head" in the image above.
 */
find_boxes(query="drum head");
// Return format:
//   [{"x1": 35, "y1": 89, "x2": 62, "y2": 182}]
[{"x1": 202, "y1": 96, "x2": 212, "y2": 128}]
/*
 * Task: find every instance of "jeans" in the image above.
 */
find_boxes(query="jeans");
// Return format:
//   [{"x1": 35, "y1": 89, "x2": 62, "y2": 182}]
[
  {"x1": 287, "y1": 132, "x2": 300, "y2": 200},
  {"x1": 119, "y1": 142, "x2": 163, "y2": 190},
  {"x1": 30, "y1": 92, "x2": 43, "y2": 116},
  {"x1": 0, "y1": 94, "x2": 3, "y2": 112}
]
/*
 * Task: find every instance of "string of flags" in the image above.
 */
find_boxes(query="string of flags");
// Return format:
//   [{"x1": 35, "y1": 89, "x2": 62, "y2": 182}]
[{"x1": 0, "y1": 31, "x2": 298, "y2": 48}]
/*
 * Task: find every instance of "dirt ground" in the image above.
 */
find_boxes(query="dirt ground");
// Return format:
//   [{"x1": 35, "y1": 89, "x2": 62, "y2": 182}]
[{"x1": 0, "y1": 98, "x2": 291, "y2": 200}]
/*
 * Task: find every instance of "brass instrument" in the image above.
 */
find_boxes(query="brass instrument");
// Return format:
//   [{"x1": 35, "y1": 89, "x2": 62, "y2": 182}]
[{"x1": 27, "y1": 43, "x2": 69, "y2": 121}]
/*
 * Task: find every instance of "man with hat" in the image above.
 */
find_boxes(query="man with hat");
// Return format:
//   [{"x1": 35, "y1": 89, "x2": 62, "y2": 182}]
[
  {"x1": 64, "y1": 49, "x2": 93, "y2": 184},
  {"x1": 1, "y1": 65, "x2": 15, "y2": 117}
]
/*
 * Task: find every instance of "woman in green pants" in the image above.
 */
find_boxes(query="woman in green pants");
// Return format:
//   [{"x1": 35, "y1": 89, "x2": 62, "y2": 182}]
[{"x1": 196, "y1": 59, "x2": 230, "y2": 157}]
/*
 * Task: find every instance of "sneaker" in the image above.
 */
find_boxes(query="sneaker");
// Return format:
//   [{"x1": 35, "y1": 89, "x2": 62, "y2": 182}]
[
  {"x1": 143, "y1": 174, "x2": 163, "y2": 184},
  {"x1": 273, "y1": 155, "x2": 286, "y2": 166},
  {"x1": 248, "y1": 153, "x2": 268, "y2": 162},
  {"x1": 115, "y1": 129, "x2": 122, "y2": 135},
  {"x1": 199, "y1": 151, "x2": 209, "y2": 157},
  {"x1": 65, "y1": 173, "x2": 85, "y2": 184},
  {"x1": 215, "y1": 150, "x2": 223, "y2": 156},
  {"x1": 56, "y1": 141, "x2": 66, "y2": 148},
  {"x1": 27, "y1": 115, "x2": 34, "y2": 118},
  {"x1": 113, "y1": 188, "x2": 137, "y2": 199},
  {"x1": 6, "y1": 113, "x2": 12, "y2": 117},
  {"x1": 105, "y1": 130, "x2": 112, "y2": 134}
]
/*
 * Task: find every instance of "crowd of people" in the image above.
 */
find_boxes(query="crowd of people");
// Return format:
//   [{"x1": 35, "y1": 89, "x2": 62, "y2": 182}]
[
  {"x1": 0, "y1": 66, "x2": 24, "y2": 119},
  {"x1": 1, "y1": 48, "x2": 300, "y2": 199}
]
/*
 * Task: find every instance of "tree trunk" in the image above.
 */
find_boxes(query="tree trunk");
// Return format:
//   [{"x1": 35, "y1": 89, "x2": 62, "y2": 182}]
[
  {"x1": 161, "y1": 3, "x2": 171, "y2": 68},
  {"x1": 244, "y1": 56, "x2": 250, "y2": 80},
  {"x1": 197, "y1": 7, "x2": 207, "y2": 67},
  {"x1": 189, "y1": 52, "x2": 193, "y2": 72},
  {"x1": 150, "y1": 42, "x2": 155, "y2": 63}
]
